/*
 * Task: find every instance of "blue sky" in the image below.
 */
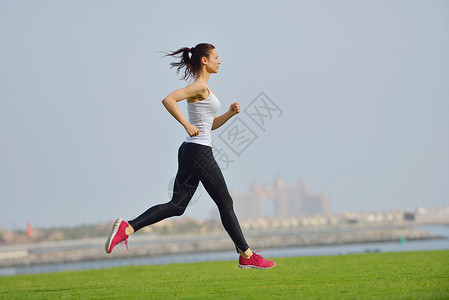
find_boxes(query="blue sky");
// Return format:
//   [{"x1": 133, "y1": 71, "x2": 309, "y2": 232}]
[{"x1": 1, "y1": 0, "x2": 448, "y2": 229}]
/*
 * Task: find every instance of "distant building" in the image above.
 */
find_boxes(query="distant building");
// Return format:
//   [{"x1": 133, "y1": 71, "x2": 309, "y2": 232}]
[
  {"x1": 231, "y1": 177, "x2": 330, "y2": 220},
  {"x1": 403, "y1": 212, "x2": 415, "y2": 221}
]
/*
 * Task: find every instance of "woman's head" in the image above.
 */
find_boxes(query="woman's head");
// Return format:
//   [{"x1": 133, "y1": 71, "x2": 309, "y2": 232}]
[{"x1": 164, "y1": 43, "x2": 219, "y2": 80}]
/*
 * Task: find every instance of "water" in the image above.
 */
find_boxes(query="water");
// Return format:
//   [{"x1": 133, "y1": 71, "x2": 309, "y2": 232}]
[{"x1": 1, "y1": 225, "x2": 448, "y2": 276}]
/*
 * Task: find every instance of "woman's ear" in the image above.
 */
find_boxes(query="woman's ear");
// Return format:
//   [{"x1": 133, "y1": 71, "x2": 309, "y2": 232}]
[{"x1": 201, "y1": 56, "x2": 208, "y2": 65}]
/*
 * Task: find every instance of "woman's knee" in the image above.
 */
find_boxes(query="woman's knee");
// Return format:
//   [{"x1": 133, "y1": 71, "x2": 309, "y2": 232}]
[
  {"x1": 217, "y1": 195, "x2": 234, "y2": 211},
  {"x1": 167, "y1": 201, "x2": 187, "y2": 216},
  {"x1": 218, "y1": 199, "x2": 236, "y2": 217}
]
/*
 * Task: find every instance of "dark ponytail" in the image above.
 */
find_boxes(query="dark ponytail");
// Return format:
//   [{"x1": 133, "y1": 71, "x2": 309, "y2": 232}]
[{"x1": 163, "y1": 43, "x2": 215, "y2": 81}]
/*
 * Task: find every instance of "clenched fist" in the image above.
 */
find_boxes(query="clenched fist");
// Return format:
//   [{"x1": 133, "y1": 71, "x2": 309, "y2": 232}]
[
  {"x1": 229, "y1": 102, "x2": 240, "y2": 116},
  {"x1": 185, "y1": 123, "x2": 199, "y2": 137}
]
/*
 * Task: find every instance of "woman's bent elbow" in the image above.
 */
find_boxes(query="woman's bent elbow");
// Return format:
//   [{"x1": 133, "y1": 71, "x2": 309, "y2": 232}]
[{"x1": 162, "y1": 98, "x2": 170, "y2": 107}]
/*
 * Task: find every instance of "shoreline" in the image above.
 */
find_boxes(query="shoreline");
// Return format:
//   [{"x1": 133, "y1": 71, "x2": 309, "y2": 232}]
[{"x1": 0, "y1": 225, "x2": 440, "y2": 268}]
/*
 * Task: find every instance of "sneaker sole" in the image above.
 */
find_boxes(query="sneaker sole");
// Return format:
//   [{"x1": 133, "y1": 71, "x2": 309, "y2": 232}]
[
  {"x1": 238, "y1": 262, "x2": 276, "y2": 270},
  {"x1": 105, "y1": 218, "x2": 123, "y2": 254}
]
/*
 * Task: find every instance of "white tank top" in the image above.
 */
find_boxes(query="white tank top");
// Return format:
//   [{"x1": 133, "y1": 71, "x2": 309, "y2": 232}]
[{"x1": 185, "y1": 88, "x2": 220, "y2": 147}]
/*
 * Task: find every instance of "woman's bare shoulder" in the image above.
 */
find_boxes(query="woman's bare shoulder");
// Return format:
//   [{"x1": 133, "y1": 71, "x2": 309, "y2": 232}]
[
  {"x1": 186, "y1": 81, "x2": 209, "y2": 102},
  {"x1": 188, "y1": 81, "x2": 208, "y2": 93}
]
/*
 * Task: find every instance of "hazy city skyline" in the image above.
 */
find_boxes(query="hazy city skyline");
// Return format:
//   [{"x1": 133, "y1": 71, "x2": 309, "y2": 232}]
[{"x1": 1, "y1": 0, "x2": 448, "y2": 229}]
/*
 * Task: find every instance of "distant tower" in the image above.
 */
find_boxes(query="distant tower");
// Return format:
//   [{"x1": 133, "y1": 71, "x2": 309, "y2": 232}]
[
  {"x1": 251, "y1": 180, "x2": 263, "y2": 218},
  {"x1": 26, "y1": 222, "x2": 32, "y2": 238},
  {"x1": 274, "y1": 176, "x2": 287, "y2": 218}
]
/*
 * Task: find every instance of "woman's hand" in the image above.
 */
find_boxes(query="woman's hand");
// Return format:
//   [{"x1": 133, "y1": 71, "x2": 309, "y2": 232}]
[
  {"x1": 212, "y1": 102, "x2": 241, "y2": 130},
  {"x1": 185, "y1": 123, "x2": 199, "y2": 137},
  {"x1": 229, "y1": 102, "x2": 240, "y2": 116}
]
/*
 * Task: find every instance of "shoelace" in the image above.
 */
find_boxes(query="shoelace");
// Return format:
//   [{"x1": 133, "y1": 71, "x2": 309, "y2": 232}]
[
  {"x1": 120, "y1": 237, "x2": 129, "y2": 251},
  {"x1": 252, "y1": 251, "x2": 263, "y2": 261}
]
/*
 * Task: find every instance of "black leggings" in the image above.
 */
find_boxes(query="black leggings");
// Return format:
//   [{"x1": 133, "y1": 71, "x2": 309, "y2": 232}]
[{"x1": 128, "y1": 142, "x2": 249, "y2": 254}]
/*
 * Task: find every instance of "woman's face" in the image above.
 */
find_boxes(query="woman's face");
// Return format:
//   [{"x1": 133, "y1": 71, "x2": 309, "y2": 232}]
[{"x1": 204, "y1": 48, "x2": 220, "y2": 73}]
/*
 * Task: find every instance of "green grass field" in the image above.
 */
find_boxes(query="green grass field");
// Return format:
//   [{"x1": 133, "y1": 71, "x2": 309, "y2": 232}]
[{"x1": 1, "y1": 250, "x2": 448, "y2": 299}]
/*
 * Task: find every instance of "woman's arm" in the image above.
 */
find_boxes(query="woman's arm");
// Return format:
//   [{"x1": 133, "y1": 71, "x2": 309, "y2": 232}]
[
  {"x1": 212, "y1": 102, "x2": 240, "y2": 130},
  {"x1": 162, "y1": 82, "x2": 208, "y2": 137}
]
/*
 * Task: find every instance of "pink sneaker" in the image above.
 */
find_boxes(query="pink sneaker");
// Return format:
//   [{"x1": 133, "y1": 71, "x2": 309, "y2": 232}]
[
  {"x1": 238, "y1": 251, "x2": 276, "y2": 269},
  {"x1": 105, "y1": 218, "x2": 129, "y2": 254}
]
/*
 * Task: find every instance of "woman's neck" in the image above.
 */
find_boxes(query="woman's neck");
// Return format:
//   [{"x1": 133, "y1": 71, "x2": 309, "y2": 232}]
[{"x1": 195, "y1": 69, "x2": 210, "y2": 83}]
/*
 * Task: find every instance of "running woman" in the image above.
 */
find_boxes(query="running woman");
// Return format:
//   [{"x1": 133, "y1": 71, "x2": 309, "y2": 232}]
[{"x1": 105, "y1": 43, "x2": 275, "y2": 269}]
